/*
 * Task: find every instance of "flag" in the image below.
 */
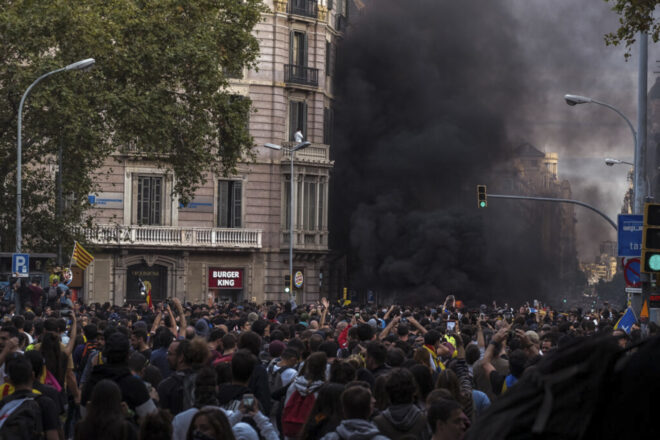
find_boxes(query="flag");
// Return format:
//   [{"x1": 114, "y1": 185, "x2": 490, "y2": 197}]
[
  {"x1": 71, "y1": 241, "x2": 94, "y2": 270},
  {"x1": 614, "y1": 307, "x2": 637, "y2": 334}
]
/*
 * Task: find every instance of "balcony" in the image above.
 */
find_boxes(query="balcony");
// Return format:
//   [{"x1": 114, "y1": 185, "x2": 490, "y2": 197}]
[
  {"x1": 287, "y1": 0, "x2": 318, "y2": 18},
  {"x1": 284, "y1": 64, "x2": 319, "y2": 87},
  {"x1": 80, "y1": 225, "x2": 262, "y2": 249},
  {"x1": 282, "y1": 142, "x2": 330, "y2": 163}
]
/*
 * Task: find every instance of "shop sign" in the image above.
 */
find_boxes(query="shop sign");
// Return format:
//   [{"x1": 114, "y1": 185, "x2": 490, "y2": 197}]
[{"x1": 208, "y1": 268, "x2": 243, "y2": 289}]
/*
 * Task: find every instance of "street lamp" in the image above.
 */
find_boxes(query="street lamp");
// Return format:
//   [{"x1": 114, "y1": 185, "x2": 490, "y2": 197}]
[
  {"x1": 16, "y1": 58, "x2": 95, "y2": 253},
  {"x1": 264, "y1": 140, "x2": 311, "y2": 300},
  {"x1": 605, "y1": 158, "x2": 634, "y2": 167},
  {"x1": 564, "y1": 93, "x2": 642, "y2": 213}
]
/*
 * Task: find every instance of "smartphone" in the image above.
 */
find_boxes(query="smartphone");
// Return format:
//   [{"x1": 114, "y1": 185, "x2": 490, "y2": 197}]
[
  {"x1": 242, "y1": 393, "x2": 255, "y2": 409},
  {"x1": 447, "y1": 321, "x2": 456, "y2": 331},
  {"x1": 355, "y1": 313, "x2": 360, "y2": 318}
]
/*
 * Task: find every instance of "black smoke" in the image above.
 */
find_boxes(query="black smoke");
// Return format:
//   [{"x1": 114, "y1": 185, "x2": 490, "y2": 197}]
[{"x1": 328, "y1": 0, "x2": 631, "y2": 306}]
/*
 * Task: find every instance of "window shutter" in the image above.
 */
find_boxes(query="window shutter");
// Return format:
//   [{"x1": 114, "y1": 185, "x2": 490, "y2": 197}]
[
  {"x1": 289, "y1": 101, "x2": 297, "y2": 141},
  {"x1": 303, "y1": 33, "x2": 308, "y2": 67},
  {"x1": 218, "y1": 181, "x2": 229, "y2": 227},
  {"x1": 232, "y1": 181, "x2": 242, "y2": 227},
  {"x1": 302, "y1": 102, "x2": 308, "y2": 138},
  {"x1": 289, "y1": 31, "x2": 295, "y2": 65}
]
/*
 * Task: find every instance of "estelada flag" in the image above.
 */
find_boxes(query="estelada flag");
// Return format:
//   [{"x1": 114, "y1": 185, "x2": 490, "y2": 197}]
[
  {"x1": 72, "y1": 241, "x2": 94, "y2": 270},
  {"x1": 146, "y1": 287, "x2": 153, "y2": 309}
]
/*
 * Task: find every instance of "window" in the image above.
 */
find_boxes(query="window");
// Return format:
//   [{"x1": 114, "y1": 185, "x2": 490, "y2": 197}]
[
  {"x1": 136, "y1": 176, "x2": 163, "y2": 225},
  {"x1": 218, "y1": 180, "x2": 242, "y2": 228},
  {"x1": 323, "y1": 107, "x2": 334, "y2": 145},
  {"x1": 289, "y1": 175, "x2": 327, "y2": 231},
  {"x1": 290, "y1": 31, "x2": 308, "y2": 67},
  {"x1": 325, "y1": 41, "x2": 331, "y2": 77},
  {"x1": 289, "y1": 101, "x2": 307, "y2": 141}
]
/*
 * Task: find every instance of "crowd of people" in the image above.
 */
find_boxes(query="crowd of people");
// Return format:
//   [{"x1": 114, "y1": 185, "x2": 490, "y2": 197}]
[{"x1": 0, "y1": 275, "x2": 655, "y2": 440}]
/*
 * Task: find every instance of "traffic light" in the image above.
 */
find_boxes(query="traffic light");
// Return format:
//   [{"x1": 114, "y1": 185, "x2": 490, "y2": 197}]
[
  {"x1": 642, "y1": 203, "x2": 660, "y2": 272},
  {"x1": 477, "y1": 185, "x2": 487, "y2": 208},
  {"x1": 284, "y1": 275, "x2": 291, "y2": 293}
]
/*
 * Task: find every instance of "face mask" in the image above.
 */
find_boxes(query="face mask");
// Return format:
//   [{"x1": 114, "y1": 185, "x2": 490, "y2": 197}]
[{"x1": 192, "y1": 430, "x2": 216, "y2": 440}]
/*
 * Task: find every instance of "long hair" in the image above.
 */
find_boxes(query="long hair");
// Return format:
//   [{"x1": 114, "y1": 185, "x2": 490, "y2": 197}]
[
  {"x1": 139, "y1": 409, "x2": 172, "y2": 440},
  {"x1": 298, "y1": 383, "x2": 345, "y2": 440},
  {"x1": 75, "y1": 380, "x2": 131, "y2": 440},
  {"x1": 39, "y1": 332, "x2": 65, "y2": 385},
  {"x1": 186, "y1": 408, "x2": 235, "y2": 440}
]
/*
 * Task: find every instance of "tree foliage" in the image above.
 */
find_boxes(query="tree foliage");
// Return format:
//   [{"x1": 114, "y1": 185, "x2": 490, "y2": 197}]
[
  {"x1": 605, "y1": 0, "x2": 659, "y2": 56},
  {"x1": 0, "y1": 0, "x2": 267, "y2": 252}
]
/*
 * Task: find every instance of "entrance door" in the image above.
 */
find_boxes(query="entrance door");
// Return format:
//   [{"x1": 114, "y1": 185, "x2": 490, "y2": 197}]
[{"x1": 126, "y1": 264, "x2": 168, "y2": 304}]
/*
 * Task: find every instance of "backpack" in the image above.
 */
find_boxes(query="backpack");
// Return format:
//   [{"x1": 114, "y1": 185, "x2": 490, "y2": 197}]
[
  {"x1": 282, "y1": 390, "x2": 316, "y2": 438},
  {"x1": 46, "y1": 286, "x2": 58, "y2": 301},
  {"x1": 78, "y1": 342, "x2": 99, "y2": 374},
  {"x1": 466, "y1": 336, "x2": 626, "y2": 440},
  {"x1": 172, "y1": 371, "x2": 197, "y2": 412},
  {"x1": 0, "y1": 393, "x2": 44, "y2": 440},
  {"x1": 267, "y1": 363, "x2": 291, "y2": 394}
]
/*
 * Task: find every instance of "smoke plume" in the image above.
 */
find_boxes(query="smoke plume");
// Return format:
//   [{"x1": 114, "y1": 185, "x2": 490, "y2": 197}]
[{"x1": 331, "y1": 0, "x2": 636, "y2": 306}]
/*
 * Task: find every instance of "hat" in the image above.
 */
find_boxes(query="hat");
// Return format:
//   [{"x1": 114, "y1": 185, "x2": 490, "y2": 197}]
[
  {"x1": 367, "y1": 318, "x2": 378, "y2": 329},
  {"x1": 194, "y1": 319, "x2": 210, "y2": 337},
  {"x1": 247, "y1": 312, "x2": 259, "y2": 323},
  {"x1": 269, "y1": 340, "x2": 286, "y2": 358},
  {"x1": 105, "y1": 333, "x2": 130, "y2": 358},
  {"x1": 233, "y1": 422, "x2": 259, "y2": 440}
]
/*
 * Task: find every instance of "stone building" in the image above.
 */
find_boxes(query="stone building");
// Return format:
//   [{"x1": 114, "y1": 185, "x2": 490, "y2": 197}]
[
  {"x1": 494, "y1": 143, "x2": 581, "y2": 294},
  {"x1": 80, "y1": 0, "x2": 345, "y2": 305}
]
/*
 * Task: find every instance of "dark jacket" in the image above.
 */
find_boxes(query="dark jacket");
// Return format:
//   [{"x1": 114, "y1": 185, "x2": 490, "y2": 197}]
[
  {"x1": 81, "y1": 363, "x2": 153, "y2": 417},
  {"x1": 320, "y1": 419, "x2": 390, "y2": 440},
  {"x1": 217, "y1": 383, "x2": 252, "y2": 411},
  {"x1": 248, "y1": 363, "x2": 272, "y2": 415},
  {"x1": 157, "y1": 368, "x2": 194, "y2": 416},
  {"x1": 373, "y1": 404, "x2": 430, "y2": 440}
]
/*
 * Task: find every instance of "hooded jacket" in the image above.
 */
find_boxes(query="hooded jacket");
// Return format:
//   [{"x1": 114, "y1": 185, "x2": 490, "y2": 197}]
[
  {"x1": 283, "y1": 376, "x2": 324, "y2": 407},
  {"x1": 320, "y1": 419, "x2": 391, "y2": 440},
  {"x1": 373, "y1": 404, "x2": 430, "y2": 440}
]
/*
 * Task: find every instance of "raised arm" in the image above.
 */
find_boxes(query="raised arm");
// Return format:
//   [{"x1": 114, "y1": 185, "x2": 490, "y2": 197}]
[
  {"x1": 172, "y1": 298, "x2": 187, "y2": 332},
  {"x1": 378, "y1": 315, "x2": 400, "y2": 340},
  {"x1": 407, "y1": 316, "x2": 428, "y2": 335}
]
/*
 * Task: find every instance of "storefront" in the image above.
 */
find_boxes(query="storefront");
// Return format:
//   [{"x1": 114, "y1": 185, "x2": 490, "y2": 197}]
[{"x1": 208, "y1": 268, "x2": 244, "y2": 303}]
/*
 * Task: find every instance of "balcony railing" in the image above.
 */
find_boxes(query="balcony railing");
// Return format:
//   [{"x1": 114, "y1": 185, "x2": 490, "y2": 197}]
[
  {"x1": 80, "y1": 225, "x2": 262, "y2": 249},
  {"x1": 288, "y1": 0, "x2": 318, "y2": 18},
  {"x1": 282, "y1": 142, "x2": 330, "y2": 163},
  {"x1": 284, "y1": 64, "x2": 319, "y2": 87}
]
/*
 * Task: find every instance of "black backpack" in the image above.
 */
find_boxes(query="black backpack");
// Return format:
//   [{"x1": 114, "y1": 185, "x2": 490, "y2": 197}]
[
  {"x1": 0, "y1": 392, "x2": 44, "y2": 440},
  {"x1": 467, "y1": 335, "x2": 626, "y2": 440},
  {"x1": 46, "y1": 286, "x2": 58, "y2": 301}
]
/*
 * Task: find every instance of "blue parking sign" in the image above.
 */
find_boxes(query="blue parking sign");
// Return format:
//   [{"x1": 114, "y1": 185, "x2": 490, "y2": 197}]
[
  {"x1": 618, "y1": 214, "x2": 643, "y2": 257},
  {"x1": 12, "y1": 253, "x2": 29, "y2": 278}
]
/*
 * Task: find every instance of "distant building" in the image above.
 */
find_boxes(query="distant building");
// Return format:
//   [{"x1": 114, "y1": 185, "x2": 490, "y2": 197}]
[
  {"x1": 79, "y1": 0, "x2": 344, "y2": 305},
  {"x1": 494, "y1": 143, "x2": 582, "y2": 294}
]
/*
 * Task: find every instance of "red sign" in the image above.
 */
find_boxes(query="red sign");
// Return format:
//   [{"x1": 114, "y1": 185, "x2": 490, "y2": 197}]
[{"x1": 208, "y1": 268, "x2": 243, "y2": 289}]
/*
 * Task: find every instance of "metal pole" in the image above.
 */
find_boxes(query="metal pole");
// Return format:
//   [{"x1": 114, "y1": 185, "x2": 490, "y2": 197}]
[
  {"x1": 635, "y1": 32, "x2": 648, "y2": 215},
  {"x1": 16, "y1": 67, "x2": 66, "y2": 253},
  {"x1": 488, "y1": 194, "x2": 618, "y2": 230},
  {"x1": 289, "y1": 150, "x2": 295, "y2": 300},
  {"x1": 637, "y1": 32, "x2": 649, "y2": 320}
]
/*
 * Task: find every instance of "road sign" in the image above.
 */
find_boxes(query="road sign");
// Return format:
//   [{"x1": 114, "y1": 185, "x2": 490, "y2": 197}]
[
  {"x1": 618, "y1": 214, "x2": 643, "y2": 257},
  {"x1": 11, "y1": 253, "x2": 29, "y2": 278},
  {"x1": 624, "y1": 258, "x2": 641, "y2": 287}
]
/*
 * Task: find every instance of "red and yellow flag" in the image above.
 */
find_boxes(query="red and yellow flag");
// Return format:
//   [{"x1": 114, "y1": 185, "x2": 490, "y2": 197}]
[{"x1": 72, "y1": 241, "x2": 94, "y2": 270}]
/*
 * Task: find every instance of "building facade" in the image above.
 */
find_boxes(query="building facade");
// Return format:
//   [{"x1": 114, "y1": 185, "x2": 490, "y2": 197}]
[{"x1": 80, "y1": 0, "x2": 345, "y2": 305}]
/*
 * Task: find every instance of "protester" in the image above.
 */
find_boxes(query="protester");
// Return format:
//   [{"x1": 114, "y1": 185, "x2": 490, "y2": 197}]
[{"x1": 75, "y1": 379, "x2": 138, "y2": 440}]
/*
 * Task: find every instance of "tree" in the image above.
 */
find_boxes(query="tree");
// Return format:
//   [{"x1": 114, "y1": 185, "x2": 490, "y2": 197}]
[
  {"x1": 605, "y1": 0, "x2": 659, "y2": 56},
  {"x1": 0, "y1": 0, "x2": 267, "y2": 252}
]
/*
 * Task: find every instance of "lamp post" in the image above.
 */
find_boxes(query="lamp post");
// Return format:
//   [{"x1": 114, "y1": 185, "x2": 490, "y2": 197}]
[
  {"x1": 564, "y1": 94, "x2": 642, "y2": 213},
  {"x1": 264, "y1": 140, "x2": 311, "y2": 299},
  {"x1": 16, "y1": 58, "x2": 96, "y2": 253}
]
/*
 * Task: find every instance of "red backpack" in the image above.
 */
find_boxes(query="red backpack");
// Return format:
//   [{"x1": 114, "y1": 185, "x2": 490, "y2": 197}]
[{"x1": 282, "y1": 390, "x2": 316, "y2": 438}]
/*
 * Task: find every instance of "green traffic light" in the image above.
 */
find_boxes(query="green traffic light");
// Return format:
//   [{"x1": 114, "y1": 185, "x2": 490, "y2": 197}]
[
  {"x1": 649, "y1": 254, "x2": 660, "y2": 271},
  {"x1": 479, "y1": 201, "x2": 487, "y2": 208}
]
